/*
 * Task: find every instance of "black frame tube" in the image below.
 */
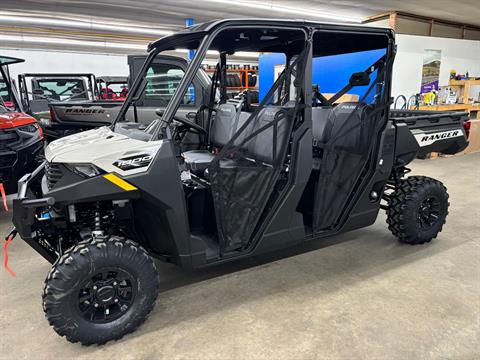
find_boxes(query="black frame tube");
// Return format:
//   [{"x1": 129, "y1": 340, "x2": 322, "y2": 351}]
[{"x1": 0, "y1": 65, "x2": 22, "y2": 111}]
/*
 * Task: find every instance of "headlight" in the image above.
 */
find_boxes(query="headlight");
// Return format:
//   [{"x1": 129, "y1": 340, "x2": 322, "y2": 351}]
[
  {"x1": 18, "y1": 123, "x2": 39, "y2": 133},
  {"x1": 39, "y1": 117, "x2": 51, "y2": 127},
  {"x1": 67, "y1": 163, "x2": 101, "y2": 178}
]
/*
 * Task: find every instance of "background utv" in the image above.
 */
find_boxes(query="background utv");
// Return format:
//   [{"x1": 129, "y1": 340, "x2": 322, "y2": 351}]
[
  {"x1": 1, "y1": 56, "x2": 44, "y2": 195},
  {"x1": 9, "y1": 19, "x2": 468, "y2": 345}
]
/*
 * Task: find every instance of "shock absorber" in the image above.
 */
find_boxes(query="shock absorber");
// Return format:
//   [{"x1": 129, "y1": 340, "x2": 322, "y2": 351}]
[{"x1": 92, "y1": 203, "x2": 104, "y2": 237}]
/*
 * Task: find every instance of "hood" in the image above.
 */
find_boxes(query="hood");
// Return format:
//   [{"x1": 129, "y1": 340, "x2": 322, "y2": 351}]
[
  {"x1": 0, "y1": 111, "x2": 37, "y2": 129},
  {"x1": 45, "y1": 127, "x2": 163, "y2": 174}
]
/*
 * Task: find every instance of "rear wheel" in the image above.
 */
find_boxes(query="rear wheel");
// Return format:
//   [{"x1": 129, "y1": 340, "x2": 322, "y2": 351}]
[
  {"x1": 42, "y1": 236, "x2": 159, "y2": 345},
  {"x1": 386, "y1": 176, "x2": 449, "y2": 244}
]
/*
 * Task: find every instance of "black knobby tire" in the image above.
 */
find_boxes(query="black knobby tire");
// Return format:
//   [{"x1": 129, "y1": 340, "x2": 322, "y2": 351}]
[
  {"x1": 386, "y1": 176, "x2": 449, "y2": 245},
  {"x1": 42, "y1": 236, "x2": 159, "y2": 345}
]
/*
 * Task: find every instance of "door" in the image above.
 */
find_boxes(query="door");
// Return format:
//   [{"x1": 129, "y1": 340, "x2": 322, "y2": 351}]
[{"x1": 310, "y1": 30, "x2": 392, "y2": 231}]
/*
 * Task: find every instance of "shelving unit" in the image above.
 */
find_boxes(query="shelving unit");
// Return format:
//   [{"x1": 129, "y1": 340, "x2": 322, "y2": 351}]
[
  {"x1": 410, "y1": 80, "x2": 480, "y2": 119},
  {"x1": 448, "y1": 79, "x2": 480, "y2": 103},
  {"x1": 204, "y1": 67, "x2": 258, "y2": 91}
]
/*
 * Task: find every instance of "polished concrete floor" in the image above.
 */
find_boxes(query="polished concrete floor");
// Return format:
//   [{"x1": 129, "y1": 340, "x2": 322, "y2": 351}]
[{"x1": 0, "y1": 153, "x2": 479, "y2": 359}]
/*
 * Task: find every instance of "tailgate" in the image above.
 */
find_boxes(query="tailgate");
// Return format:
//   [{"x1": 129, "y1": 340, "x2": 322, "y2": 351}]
[
  {"x1": 49, "y1": 101, "x2": 122, "y2": 128},
  {"x1": 390, "y1": 109, "x2": 469, "y2": 156}
]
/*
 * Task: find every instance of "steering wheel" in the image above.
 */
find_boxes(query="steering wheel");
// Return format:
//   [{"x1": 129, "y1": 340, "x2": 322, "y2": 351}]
[
  {"x1": 64, "y1": 90, "x2": 87, "y2": 102},
  {"x1": 155, "y1": 110, "x2": 206, "y2": 135},
  {"x1": 173, "y1": 116, "x2": 207, "y2": 135}
]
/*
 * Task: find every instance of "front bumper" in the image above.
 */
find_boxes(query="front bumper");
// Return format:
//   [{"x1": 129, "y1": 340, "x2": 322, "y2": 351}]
[
  {"x1": 12, "y1": 161, "x2": 141, "y2": 263},
  {"x1": 0, "y1": 138, "x2": 43, "y2": 194},
  {"x1": 12, "y1": 162, "x2": 58, "y2": 263}
]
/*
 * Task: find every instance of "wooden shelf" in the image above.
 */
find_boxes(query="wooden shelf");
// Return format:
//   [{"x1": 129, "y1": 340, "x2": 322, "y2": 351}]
[
  {"x1": 448, "y1": 79, "x2": 480, "y2": 103},
  {"x1": 449, "y1": 79, "x2": 480, "y2": 86}
]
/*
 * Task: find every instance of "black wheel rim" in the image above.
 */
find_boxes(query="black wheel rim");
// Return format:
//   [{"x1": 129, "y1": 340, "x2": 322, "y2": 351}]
[
  {"x1": 78, "y1": 267, "x2": 136, "y2": 323},
  {"x1": 417, "y1": 196, "x2": 441, "y2": 230}
]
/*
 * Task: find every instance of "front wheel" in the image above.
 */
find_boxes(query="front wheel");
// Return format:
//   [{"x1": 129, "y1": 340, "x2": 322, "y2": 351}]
[
  {"x1": 42, "y1": 236, "x2": 159, "y2": 345},
  {"x1": 386, "y1": 176, "x2": 449, "y2": 245}
]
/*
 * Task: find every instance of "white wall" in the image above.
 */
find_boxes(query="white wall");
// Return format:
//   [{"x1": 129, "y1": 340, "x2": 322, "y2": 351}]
[
  {"x1": 1, "y1": 49, "x2": 131, "y2": 81},
  {"x1": 2, "y1": 36, "x2": 479, "y2": 101},
  {"x1": 392, "y1": 34, "x2": 480, "y2": 98},
  {"x1": 0, "y1": 48, "x2": 255, "y2": 81}
]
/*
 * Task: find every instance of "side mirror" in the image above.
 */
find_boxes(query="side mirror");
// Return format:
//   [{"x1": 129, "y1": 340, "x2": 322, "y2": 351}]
[
  {"x1": 71, "y1": 88, "x2": 83, "y2": 94},
  {"x1": 349, "y1": 72, "x2": 370, "y2": 87},
  {"x1": 32, "y1": 89, "x2": 44, "y2": 95}
]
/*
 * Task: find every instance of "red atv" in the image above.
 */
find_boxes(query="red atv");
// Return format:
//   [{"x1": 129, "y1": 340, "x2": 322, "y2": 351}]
[{"x1": 0, "y1": 56, "x2": 43, "y2": 198}]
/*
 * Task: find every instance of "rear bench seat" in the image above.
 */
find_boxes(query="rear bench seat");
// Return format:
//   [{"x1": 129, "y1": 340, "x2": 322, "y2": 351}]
[
  {"x1": 312, "y1": 106, "x2": 334, "y2": 146},
  {"x1": 311, "y1": 106, "x2": 333, "y2": 169},
  {"x1": 312, "y1": 103, "x2": 372, "y2": 168}
]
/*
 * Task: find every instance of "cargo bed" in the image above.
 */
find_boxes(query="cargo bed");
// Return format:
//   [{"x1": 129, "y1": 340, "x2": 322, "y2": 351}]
[{"x1": 390, "y1": 109, "x2": 469, "y2": 159}]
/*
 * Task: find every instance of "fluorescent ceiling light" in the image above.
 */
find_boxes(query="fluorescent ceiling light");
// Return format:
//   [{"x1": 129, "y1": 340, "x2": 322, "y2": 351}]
[
  {"x1": 174, "y1": 49, "x2": 260, "y2": 58},
  {"x1": 0, "y1": 34, "x2": 147, "y2": 50},
  {"x1": 0, "y1": 35, "x2": 259, "y2": 56},
  {"x1": 201, "y1": 0, "x2": 363, "y2": 23},
  {"x1": 0, "y1": 14, "x2": 173, "y2": 36},
  {"x1": 235, "y1": 51, "x2": 261, "y2": 58}
]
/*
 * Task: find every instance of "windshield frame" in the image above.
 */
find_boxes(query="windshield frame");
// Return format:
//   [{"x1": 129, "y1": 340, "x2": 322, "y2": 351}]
[
  {"x1": 0, "y1": 64, "x2": 21, "y2": 112},
  {"x1": 112, "y1": 19, "x2": 394, "y2": 141},
  {"x1": 148, "y1": 24, "x2": 311, "y2": 140},
  {"x1": 111, "y1": 31, "x2": 208, "y2": 131}
]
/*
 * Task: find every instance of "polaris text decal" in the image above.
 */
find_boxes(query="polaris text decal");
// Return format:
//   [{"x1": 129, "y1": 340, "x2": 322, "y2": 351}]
[
  {"x1": 113, "y1": 154, "x2": 153, "y2": 171},
  {"x1": 414, "y1": 130, "x2": 462, "y2": 147}
]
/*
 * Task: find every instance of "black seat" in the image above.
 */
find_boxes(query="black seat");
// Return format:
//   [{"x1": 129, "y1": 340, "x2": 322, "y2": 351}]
[
  {"x1": 182, "y1": 103, "x2": 250, "y2": 171},
  {"x1": 311, "y1": 106, "x2": 334, "y2": 169},
  {"x1": 184, "y1": 104, "x2": 293, "y2": 174},
  {"x1": 312, "y1": 107, "x2": 334, "y2": 145},
  {"x1": 312, "y1": 101, "x2": 374, "y2": 230},
  {"x1": 243, "y1": 106, "x2": 293, "y2": 165}
]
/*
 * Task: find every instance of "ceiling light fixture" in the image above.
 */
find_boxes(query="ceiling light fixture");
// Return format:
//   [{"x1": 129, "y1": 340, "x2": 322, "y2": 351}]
[
  {"x1": 201, "y1": 0, "x2": 363, "y2": 23},
  {"x1": 0, "y1": 35, "x2": 261, "y2": 58},
  {"x1": 174, "y1": 49, "x2": 260, "y2": 58},
  {"x1": 0, "y1": 14, "x2": 173, "y2": 36},
  {"x1": 0, "y1": 34, "x2": 147, "y2": 50}
]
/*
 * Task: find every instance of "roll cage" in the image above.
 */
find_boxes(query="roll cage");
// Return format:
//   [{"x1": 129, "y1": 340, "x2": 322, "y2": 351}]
[
  {"x1": 0, "y1": 56, "x2": 24, "y2": 112},
  {"x1": 110, "y1": 19, "x2": 395, "y2": 253},
  {"x1": 113, "y1": 19, "x2": 394, "y2": 139},
  {"x1": 18, "y1": 73, "x2": 98, "y2": 113}
]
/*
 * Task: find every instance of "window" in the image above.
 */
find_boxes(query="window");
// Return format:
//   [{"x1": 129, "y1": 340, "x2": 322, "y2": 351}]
[
  {"x1": 312, "y1": 31, "x2": 388, "y2": 105},
  {"x1": 0, "y1": 80, "x2": 10, "y2": 102},
  {"x1": 35, "y1": 79, "x2": 87, "y2": 101},
  {"x1": 145, "y1": 64, "x2": 195, "y2": 105}
]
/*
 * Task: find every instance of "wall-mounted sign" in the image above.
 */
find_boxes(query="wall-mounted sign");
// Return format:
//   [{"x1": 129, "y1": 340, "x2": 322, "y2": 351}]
[{"x1": 421, "y1": 49, "x2": 442, "y2": 93}]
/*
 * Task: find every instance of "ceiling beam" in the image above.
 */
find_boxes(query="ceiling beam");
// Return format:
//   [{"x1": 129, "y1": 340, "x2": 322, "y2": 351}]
[{"x1": 364, "y1": 11, "x2": 480, "y2": 31}]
